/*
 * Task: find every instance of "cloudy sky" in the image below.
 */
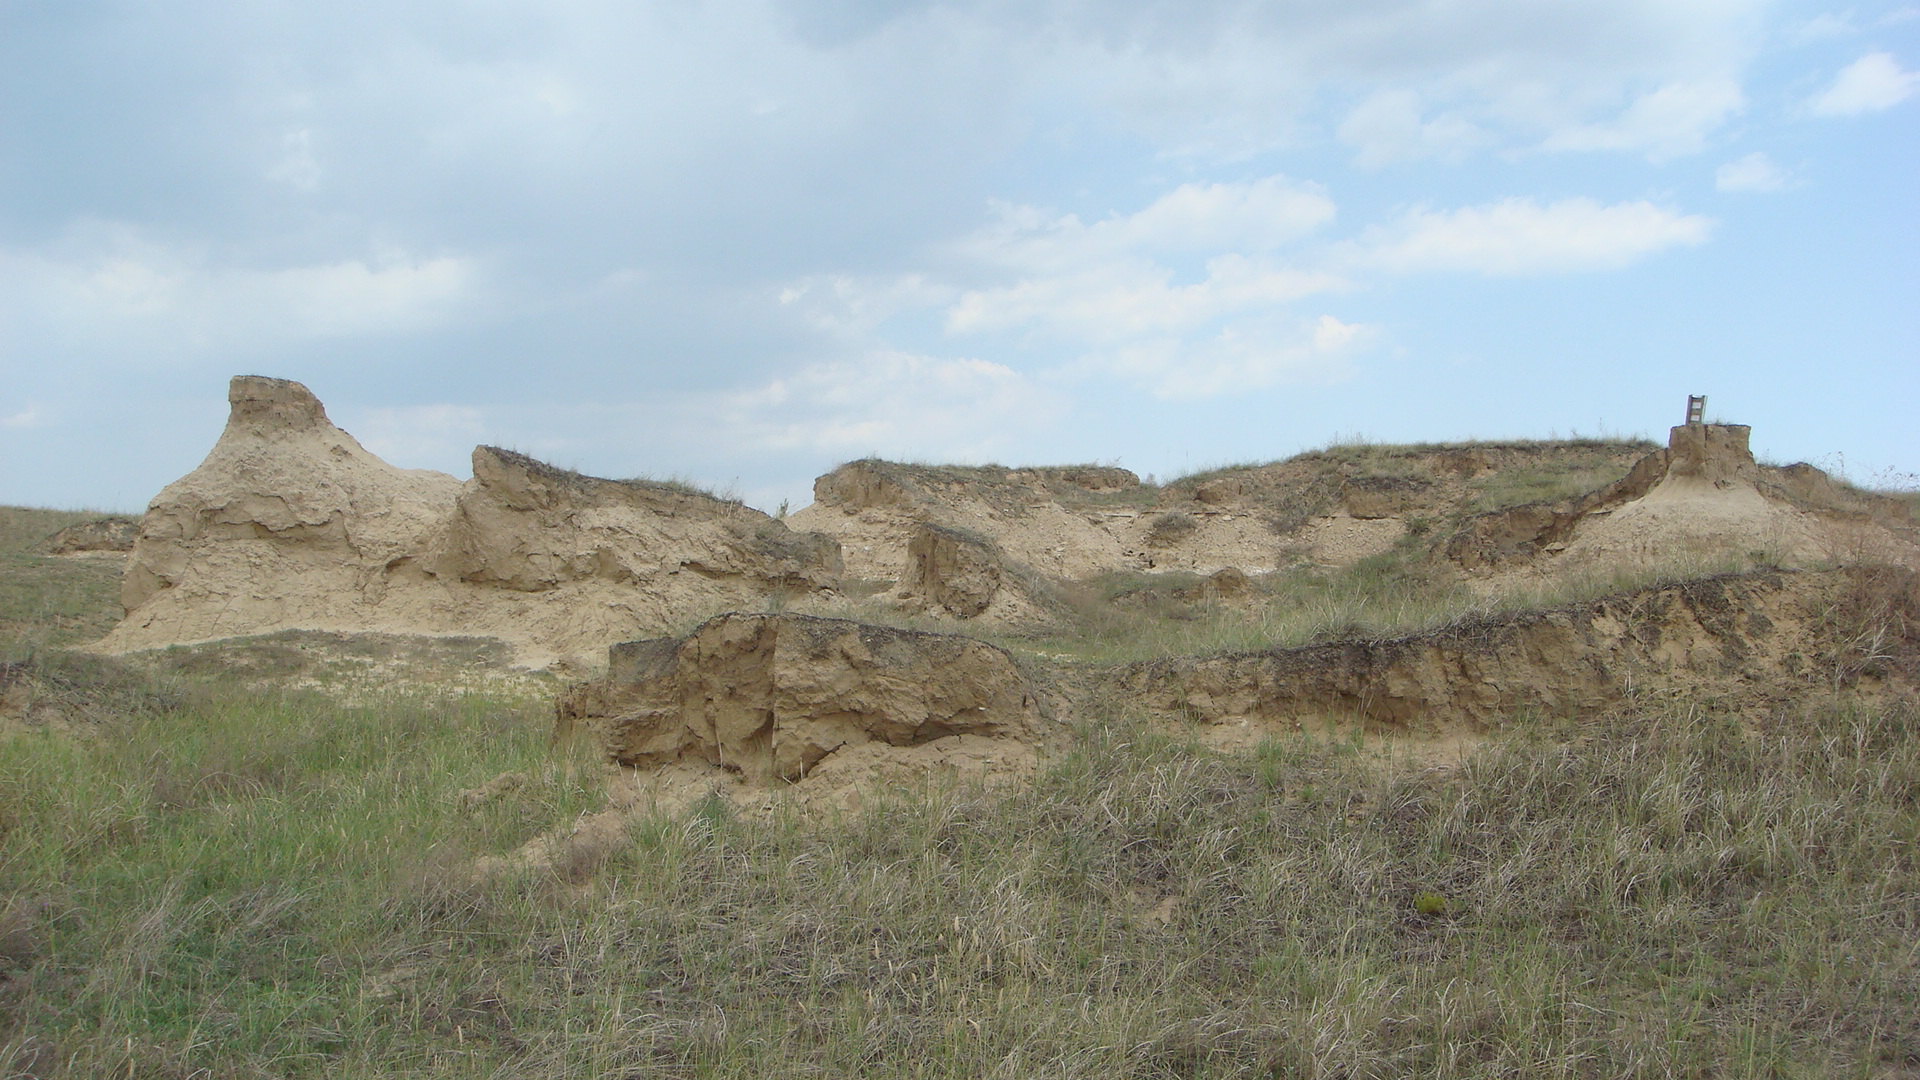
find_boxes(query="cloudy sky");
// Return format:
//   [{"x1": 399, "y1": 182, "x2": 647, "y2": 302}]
[{"x1": 3, "y1": 0, "x2": 1915, "y2": 513}]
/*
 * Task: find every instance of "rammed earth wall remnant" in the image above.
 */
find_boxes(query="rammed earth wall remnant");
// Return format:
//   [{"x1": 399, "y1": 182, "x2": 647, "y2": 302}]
[
  {"x1": 556, "y1": 613, "x2": 1050, "y2": 784},
  {"x1": 1114, "y1": 567, "x2": 1918, "y2": 733},
  {"x1": 97, "y1": 376, "x2": 843, "y2": 667}
]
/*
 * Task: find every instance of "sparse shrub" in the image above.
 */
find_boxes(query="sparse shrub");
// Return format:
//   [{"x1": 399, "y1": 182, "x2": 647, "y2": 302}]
[{"x1": 1145, "y1": 511, "x2": 1198, "y2": 547}]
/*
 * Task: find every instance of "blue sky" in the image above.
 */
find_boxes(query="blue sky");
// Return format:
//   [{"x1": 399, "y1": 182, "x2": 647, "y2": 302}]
[{"x1": 2, "y1": 0, "x2": 1915, "y2": 513}]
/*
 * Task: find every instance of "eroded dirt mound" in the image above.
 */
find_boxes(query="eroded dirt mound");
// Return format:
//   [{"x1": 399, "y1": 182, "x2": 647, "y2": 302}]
[
  {"x1": 1447, "y1": 424, "x2": 1920, "y2": 578},
  {"x1": 1114, "y1": 566, "x2": 1918, "y2": 743},
  {"x1": 556, "y1": 612, "x2": 1051, "y2": 785},
  {"x1": 790, "y1": 442, "x2": 1657, "y2": 609},
  {"x1": 96, "y1": 377, "x2": 841, "y2": 669}
]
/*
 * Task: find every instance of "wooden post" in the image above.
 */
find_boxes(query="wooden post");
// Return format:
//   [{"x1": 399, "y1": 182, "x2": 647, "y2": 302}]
[{"x1": 1686, "y1": 395, "x2": 1706, "y2": 426}]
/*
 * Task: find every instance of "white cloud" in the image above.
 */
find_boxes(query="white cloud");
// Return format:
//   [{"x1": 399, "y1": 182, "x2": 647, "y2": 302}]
[
  {"x1": 939, "y1": 178, "x2": 1344, "y2": 341},
  {"x1": 1810, "y1": 51, "x2": 1920, "y2": 114},
  {"x1": 1029, "y1": 0, "x2": 1775, "y2": 161},
  {"x1": 1792, "y1": 12, "x2": 1859, "y2": 42},
  {"x1": 1087, "y1": 314, "x2": 1375, "y2": 400},
  {"x1": 718, "y1": 350, "x2": 1063, "y2": 459},
  {"x1": 1360, "y1": 198, "x2": 1715, "y2": 275},
  {"x1": 1094, "y1": 177, "x2": 1338, "y2": 254},
  {"x1": 777, "y1": 273, "x2": 955, "y2": 336},
  {"x1": 350, "y1": 404, "x2": 487, "y2": 473},
  {"x1": 1337, "y1": 90, "x2": 1488, "y2": 168},
  {"x1": 1, "y1": 405, "x2": 44, "y2": 430},
  {"x1": 1542, "y1": 79, "x2": 1746, "y2": 160},
  {"x1": 266, "y1": 128, "x2": 320, "y2": 190},
  {"x1": 1715, "y1": 151, "x2": 1795, "y2": 192},
  {"x1": 947, "y1": 256, "x2": 1349, "y2": 340},
  {"x1": 960, "y1": 177, "x2": 1336, "y2": 274},
  {"x1": 0, "y1": 225, "x2": 482, "y2": 356}
]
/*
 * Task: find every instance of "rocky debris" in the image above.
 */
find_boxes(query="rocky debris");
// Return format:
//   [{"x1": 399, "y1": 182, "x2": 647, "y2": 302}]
[
  {"x1": 45, "y1": 517, "x2": 139, "y2": 555},
  {"x1": 556, "y1": 613, "x2": 1049, "y2": 784},
  {"x1": 1115, "y1": 567, "x2": 1917, "y2": 736},
  {"x1": 96, "y1": 377, "x2": 842, "y2": 668},
  {"x1": 1181, "y1": 567, "x2": 1253, "y2": 602},
  {"x1": 1340, "y1": 475, "x2": 1434, "y2": 520}
]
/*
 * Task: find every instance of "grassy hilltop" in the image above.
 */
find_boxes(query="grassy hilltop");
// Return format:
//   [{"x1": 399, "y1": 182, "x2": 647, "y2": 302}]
[{"x1": 1, "y1": 459, "x2": 1917, "y2": 1079}]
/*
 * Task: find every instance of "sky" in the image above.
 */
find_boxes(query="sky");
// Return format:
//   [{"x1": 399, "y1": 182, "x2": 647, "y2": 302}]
[{"x1": 2, "y1": 0, "x2": 1916, "y2": 514}]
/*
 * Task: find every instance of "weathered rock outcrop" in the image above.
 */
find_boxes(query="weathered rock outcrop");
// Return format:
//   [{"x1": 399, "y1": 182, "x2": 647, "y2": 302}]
[
  {"x1": 1116, "y1": 567, "x2": 1918, "y2": 735},
  {"x1": 790, "y1": 441, "x2": 1661, "y2": 604},
  {"x1": 557, "y1": 613, "x2": 1050, "y2": 783},
  {"x1": 97, "y1": 377, "x2": 843, "y2": 668}
]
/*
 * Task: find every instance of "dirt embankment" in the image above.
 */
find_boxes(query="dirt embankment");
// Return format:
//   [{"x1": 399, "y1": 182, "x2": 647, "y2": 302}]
[
  {"x1": 1113, "y1": 566, "x2": 1918, "y2": 743},
  {"x1": 96, "y1": 377, "x2": 842, "y2": 669},
  {"x1": 552, "y1": 565, "x2": 1918, "y2": 806}
]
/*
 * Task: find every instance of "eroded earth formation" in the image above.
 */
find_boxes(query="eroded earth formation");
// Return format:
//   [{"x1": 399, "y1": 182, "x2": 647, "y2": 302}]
[{"x1": 90, "y1": 377, "x2": 1920, "y2": 802}]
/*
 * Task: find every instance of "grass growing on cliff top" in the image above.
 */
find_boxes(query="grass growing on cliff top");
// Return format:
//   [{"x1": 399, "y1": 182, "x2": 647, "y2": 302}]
[
  {"x1": 1, "y1": 683, "x2": 1915, "y2": 1078},
  {"x1": 1011, "y1": 541, "x2": 1784, "y2": 666}
]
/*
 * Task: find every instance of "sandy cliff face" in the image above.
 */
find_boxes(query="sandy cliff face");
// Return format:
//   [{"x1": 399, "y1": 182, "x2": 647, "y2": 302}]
[
  {"x1": 97, "y1": 377, "x2": 842, "y2": 668},
  {"x1": 431, "y1": 446, "x2": 840, "y2": 598}
]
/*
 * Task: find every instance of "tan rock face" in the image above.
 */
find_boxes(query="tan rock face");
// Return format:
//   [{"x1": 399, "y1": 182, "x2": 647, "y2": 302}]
[
  {"x1": 97, "y1": 377, "x2": 842, "y2": 668},
  {"x1": 557, "y1": 613, "x2": 1049, "y2": 784},
  {"x1": 45, "y1": 517, "x2": 138, "y2": 555}
]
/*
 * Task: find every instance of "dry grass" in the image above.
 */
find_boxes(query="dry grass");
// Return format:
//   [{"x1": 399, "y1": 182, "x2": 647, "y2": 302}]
[
  {"x1": 5, "y1": 694, "x2": 1912, "y2": 1078},
  {"x1": 2, "y1": 503, "x2": 1916, "y2": 1077}
]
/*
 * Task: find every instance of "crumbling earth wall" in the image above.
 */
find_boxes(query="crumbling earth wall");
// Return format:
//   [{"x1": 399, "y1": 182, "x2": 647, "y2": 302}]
[
  {"x1": 1114, "y1": 567, "x2": 1918, "y2": 736},
  {"x1": 97, "y1": 377, "x2": 842, "y2": 669},
  {"x1": 556, "y1": 613, "x2": 1051, "y2": 784}
]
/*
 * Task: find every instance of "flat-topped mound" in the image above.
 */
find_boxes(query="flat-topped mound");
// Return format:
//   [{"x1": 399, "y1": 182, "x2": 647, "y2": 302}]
[{"x1": 789, "y1": 439, "x2": 1659, "y2": 617}]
